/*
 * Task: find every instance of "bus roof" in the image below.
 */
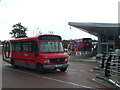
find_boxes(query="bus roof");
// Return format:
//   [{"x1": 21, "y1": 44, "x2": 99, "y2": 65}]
[
  {"x1": 5, "y1": 34, "x2": 61, "y2": 42},
  {"x1": 74, "y1": 38, "x2": 91, "y2": 41},
  {"x1": 68, "y1": 38, "x2": 91, "y2": 42}
]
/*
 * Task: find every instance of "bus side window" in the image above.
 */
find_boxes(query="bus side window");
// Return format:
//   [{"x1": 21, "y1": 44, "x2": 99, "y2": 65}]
[
  {"x1": 22, "y1": 42, "x2": 29, "y2": 52},
  {"x1": 11, "y1": 43, "x2": 15, "y2": 52},
  {"x1": 28, "y1": 41, "x2": 34, "y2": 53},
  {"x1": 22, "y1": 41, "x2": 35, "y2": 53},
  {"x1": 16, "y1": 42, "x2": 21, "y2": 52},
  {"x1": 11, "y1": 42, "x2": 22, "y2": 52}
]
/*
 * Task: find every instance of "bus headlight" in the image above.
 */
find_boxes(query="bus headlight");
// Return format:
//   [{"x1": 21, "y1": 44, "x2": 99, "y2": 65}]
[
  {"x1": 44, "y1": 60, "x2": 50, "y2": 63},
  {"x1": 65, "y1": 58, "x2": 68, "y2": 61}
]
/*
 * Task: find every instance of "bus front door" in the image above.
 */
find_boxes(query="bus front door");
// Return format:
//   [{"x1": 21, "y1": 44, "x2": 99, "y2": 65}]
[{"x1": 3, "y1": 41, "x2": 12, "y2": 63}]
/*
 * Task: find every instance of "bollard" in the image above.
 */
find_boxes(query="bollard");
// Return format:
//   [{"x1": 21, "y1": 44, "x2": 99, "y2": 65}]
[
  {"x1": 105, "y1": 53, "x2": 112, "y2": 77},
  {"x1": 118, "y1": 56, "x2": 120, "y2": 72},
  {"x1": 101, "y1": 52, "x2": 106, "y2": 68}
]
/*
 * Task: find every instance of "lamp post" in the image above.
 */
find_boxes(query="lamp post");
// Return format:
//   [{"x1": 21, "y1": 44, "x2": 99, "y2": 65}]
[{"x1": 36, "y1": 28, "x2": 39, "y2": 36}]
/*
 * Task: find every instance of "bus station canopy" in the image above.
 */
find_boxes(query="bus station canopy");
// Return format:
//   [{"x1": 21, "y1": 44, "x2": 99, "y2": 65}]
[{"x1": 68, "y1": 22, "x2": 120, "y2": 36}]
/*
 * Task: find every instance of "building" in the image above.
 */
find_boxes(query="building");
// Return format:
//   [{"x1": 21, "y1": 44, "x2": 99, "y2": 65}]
[{"x1": 68, "y1": 22, "x2": 120, "y2": 57}]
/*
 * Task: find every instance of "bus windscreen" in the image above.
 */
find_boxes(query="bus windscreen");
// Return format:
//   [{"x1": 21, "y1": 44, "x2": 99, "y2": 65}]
[
  {"x1": 83, "y1": 39, "x2": 92, "y2": 43},
  {"x1": 40, "y1": 41, "x2": 64, "y2": 53}
]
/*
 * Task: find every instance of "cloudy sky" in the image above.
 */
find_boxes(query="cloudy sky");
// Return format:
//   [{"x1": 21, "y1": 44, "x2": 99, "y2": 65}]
[{"x1": 0, "y1": 0, "x2": 119, "y2": 41}]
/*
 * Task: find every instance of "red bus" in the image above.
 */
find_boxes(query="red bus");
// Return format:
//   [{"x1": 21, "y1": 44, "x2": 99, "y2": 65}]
[
  {"x1": 67, "y1": 38, "x2": 92, "y2": 55},
  {"x1": 2, "y1": 34, "x2": 69, "y2": 73}
]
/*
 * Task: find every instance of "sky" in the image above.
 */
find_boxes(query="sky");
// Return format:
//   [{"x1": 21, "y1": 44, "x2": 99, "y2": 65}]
[{"x1": 0, "y1": 0, "x2": 119, "y2": 41}]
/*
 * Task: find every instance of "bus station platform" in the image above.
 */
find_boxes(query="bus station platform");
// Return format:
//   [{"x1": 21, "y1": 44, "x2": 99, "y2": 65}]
[
  {"x1": 68, "y1": 55, "x2": 120, "y2": 89},
  {"x1": 68, "y1": 56, "x2": 98, "y2": 62},
  {"x1": 95, "y1": 74, "x2": 120, "y2": 89}
]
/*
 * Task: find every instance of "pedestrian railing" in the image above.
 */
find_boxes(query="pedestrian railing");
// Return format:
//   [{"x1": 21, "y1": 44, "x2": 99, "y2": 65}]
[{"x1": 101, "y1": 52, "x2": 120, "y2": 85}]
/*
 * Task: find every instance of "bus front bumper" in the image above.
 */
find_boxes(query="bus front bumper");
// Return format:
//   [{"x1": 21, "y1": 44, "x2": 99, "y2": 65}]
[{"x1": 43, "y1": 63, "x2": 69, "y2": 69}]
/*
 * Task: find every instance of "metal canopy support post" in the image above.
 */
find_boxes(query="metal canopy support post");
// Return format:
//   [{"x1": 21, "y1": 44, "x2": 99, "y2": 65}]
[
  {"x1": 113, "y1": 35, "x2": 116, "y2": 52},
  {"x1": 97, "y1": 34, "x2": 102, "y2": 57}
]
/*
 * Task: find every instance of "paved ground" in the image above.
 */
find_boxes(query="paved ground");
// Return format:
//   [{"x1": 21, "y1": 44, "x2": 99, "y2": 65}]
[{"x1": 1, "y1": 55, "x2": 109, "y2": 89}]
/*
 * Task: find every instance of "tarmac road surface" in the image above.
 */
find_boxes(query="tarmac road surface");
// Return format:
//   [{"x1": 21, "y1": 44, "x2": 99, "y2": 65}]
[{"x1": 0, "y1": 55, "x2": 109, "y2": 89}]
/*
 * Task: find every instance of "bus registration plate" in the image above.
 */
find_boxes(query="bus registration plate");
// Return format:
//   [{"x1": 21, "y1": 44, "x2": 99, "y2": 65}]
[{"x1": 55, "y1": 65, "x2": 62, "y2": 67}]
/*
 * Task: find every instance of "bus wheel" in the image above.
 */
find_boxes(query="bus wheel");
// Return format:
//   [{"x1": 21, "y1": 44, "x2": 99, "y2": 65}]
[
  {"x1": 60, "y1": 68, "x2": 67, "y2": 72},
  {"x1": 11, "y1": 60, "x2": 18, "y2": 68},
  {"x1": 37, "y1": 64, "x2": 45, "y2": 74}
]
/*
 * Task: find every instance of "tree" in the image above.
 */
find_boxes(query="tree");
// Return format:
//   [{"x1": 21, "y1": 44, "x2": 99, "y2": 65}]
[{"x1": 9, "y1": 23, "x2": 28, "y2": 38}]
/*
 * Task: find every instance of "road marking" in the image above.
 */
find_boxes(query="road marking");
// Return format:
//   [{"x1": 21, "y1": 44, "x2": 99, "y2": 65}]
[{"x1": 5, "y1": 67, "x2": 92, "y2": 88}]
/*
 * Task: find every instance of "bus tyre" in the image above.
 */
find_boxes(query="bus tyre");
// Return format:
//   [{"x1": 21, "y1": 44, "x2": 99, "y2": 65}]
[
  {"x1": 37, "y1": 64, "x2": 45, "y2": 74},
  {"x1": 60, "y1": 68, "x2": 67, "y2": 72},
  {"x1": 11, "y1": 60, "x2": 18, "y2": 68}
]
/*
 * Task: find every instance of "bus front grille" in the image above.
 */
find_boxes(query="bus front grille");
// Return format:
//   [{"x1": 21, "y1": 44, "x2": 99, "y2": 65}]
[{"x1": 50, "y1": 58, "x2": 65, "y2": 63}]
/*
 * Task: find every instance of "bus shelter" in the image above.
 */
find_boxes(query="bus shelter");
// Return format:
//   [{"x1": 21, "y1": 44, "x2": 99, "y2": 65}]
[{"x1": 68, "y1": 22, "x2": 120, "y2": 57}]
